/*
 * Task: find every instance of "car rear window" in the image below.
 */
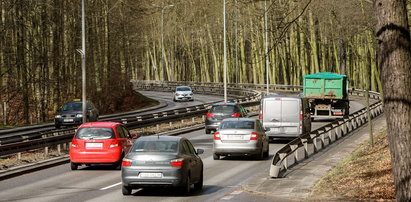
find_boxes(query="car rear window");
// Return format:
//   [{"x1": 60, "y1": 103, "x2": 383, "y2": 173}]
[
  {"x1": 220, "y1": 121, "x2": 255, "y2": 129},
  {"x1": 75, "y1": 127, "x2": 115, "y2": 140},
  {"x1": 62, "y1": 102, "x2": 82, "y2": 111},
  {"x1": 132, "y1": 141, "x2": 178, "y2": 153},
  {"x1": 210, "y1": 105, "x2": 237, "y2": 113},
  {"x1": 176, "y1": 87, "x2": 191, "y2": 91}
]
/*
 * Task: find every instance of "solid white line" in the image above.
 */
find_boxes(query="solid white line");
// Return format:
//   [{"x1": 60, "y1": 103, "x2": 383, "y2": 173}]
[{"x1": 100, "y1": 182, "x2": 122, "y2": 190}]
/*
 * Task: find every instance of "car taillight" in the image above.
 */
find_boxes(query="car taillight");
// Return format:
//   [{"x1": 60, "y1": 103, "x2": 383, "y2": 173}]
[
  {"x1": 250, "y1": 132, "x2": 259, "y2": 140},
  {"x1": 206, "y1": 113, "x2": 214, "y2": 118},
  {"x1": 71, "y1": 139, "x2": 78, "y2": 148},
  {"x1": 231, "y1": 113, "x2": 241, "y2": 117},
  {"x1": 171, "y1": 158, "x2": 184, "y2": 167},
  {"x1": 300, "y1": 110, "x2": 303, "y2": 120},
  {"x1": 259, "y1": 113, "x2": 263, "y2": 120},
  {"x1": 122, "y1": 158, "x2": 132, "y2": 167},
  {"x1": 110, "y1": 140, "x2": 119, "y2": 148},
  {"x1": 214, "y1": 132, "x2": 221, "y2": 140}
]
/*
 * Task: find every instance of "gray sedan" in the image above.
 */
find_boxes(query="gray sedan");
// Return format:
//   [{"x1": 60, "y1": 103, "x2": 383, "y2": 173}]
[
  {"x1": 121, "y1": 136, "x2": 204, "y2": 195},
  {"x1": 213, "y1": 118, "x2": 269, "y2": 160}
]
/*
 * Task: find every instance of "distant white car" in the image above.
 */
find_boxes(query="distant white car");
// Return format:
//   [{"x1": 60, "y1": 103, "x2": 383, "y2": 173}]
[{"x1": 173, "y1": 86, "x2": 194, "y2": 102}]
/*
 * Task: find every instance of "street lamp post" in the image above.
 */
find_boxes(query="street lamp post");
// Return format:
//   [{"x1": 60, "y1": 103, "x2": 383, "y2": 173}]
[
  {"x1": 153, "y1": 4, "x2": 174, "y2": 81},
  {"x1": 78, "y1": 0, "x2": 87, "y2": 124},
  {"x1": 223, "y1": 0, "x2": 227, "y2": 102},
  {"x1": 265, "y1": 0, "x2": 269, "y2": 95}
]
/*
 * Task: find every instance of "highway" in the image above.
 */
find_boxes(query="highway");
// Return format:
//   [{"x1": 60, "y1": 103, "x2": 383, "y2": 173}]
[{"x1": 0, "y1": 92, "x2": 366, "y2": 202}]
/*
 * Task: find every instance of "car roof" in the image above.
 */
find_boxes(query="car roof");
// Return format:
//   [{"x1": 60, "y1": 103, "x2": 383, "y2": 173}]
[
  {"x1": 138, "y1": 136, "x2": 183, "y2": 142},
  {"x1": 212, "y1": 102, "x2": 238, "y2": 106},
  {"x1": 221, "y1": 118, "x2": 256, "y2": 122},
  {"x1": 79, "y1": 121, "x2": 122, "y2": 128}
]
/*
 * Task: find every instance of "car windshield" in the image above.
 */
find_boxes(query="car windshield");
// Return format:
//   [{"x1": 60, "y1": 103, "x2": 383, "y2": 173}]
[
  {"x1": 62, "y1": 102, "x2": 82, "y2": 111},
  {"x1": 132, "y1": 141, "x2": 178, "y2": 153},
  {"x1": 210, "y1": 105, "x2": 236, "y2": 113},
  {"x1": 75, "y1": 127, "x2": 115, "y2": 140},
  {"x1": 220, "y1": 121, "x2": 255, "y2": 129},
  {"x1": 176, "y1": 87, "x2": 191, "y2": 91}
]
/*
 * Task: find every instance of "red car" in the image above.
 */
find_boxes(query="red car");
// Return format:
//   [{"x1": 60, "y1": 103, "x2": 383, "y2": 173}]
[{"x1": 69, "y1": 122, "x2": 136, "y2": 170}]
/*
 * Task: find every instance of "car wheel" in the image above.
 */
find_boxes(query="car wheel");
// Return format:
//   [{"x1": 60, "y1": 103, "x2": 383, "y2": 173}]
[
  {"x1": 181, "y1": 175, "x2": 191, "y2": 195},
  {"x1": 70, "y1": 162, "x2": 78, "y2": 170},
  {"x1": 194, "y1": 172, "x2": 203, "y2": 190},
  {"x1": 122, "y1": 185, "x2": 132, "y2": 195},
  {"x1": 256, "y1": 148, "x2": 264, "y2": 160},
  {"x1": 213, "y1": 153, "x2": 220, "y2": 160},
  {"x1": 205, "y1": 129, "x2": 211, "y2": 134}
]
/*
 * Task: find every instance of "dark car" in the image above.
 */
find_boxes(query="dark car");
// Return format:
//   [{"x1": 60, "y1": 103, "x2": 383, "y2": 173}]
[
  {"x1": 54, "y1": 100, "x2": 99, "y2": 129},
  {"x1": 121, "y1": 136, "x2": 204, "y2": 195},
  {"x1": 205, "y1": 103, "x2": 248, "y2": 134}
]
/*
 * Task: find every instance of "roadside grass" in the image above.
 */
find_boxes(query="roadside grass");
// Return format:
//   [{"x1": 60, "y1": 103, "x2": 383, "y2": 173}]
[{"x1": 312, "y1": 128, "x2": 395, "y2": 201}]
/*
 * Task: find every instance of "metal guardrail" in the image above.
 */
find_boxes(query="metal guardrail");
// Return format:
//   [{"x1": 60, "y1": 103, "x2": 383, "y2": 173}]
[
  {"x1": 0, "y1": 84, "x2": 261, "y2": 156},
  {"x1": 269, "y1": 89, "x2": 383, "y2": 177}
]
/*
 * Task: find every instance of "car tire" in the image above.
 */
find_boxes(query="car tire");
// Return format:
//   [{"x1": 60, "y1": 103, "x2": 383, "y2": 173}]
[
  {"x1": 122, "y1": 185, "x2": 132, "y2": 195},
  {"x1": 256, "y1": 148, "x2": 264, "y2": 160},
  {"x1": 205, "y1": 129, "x2": 211, "y2": 134},
  {"x1": 70, "y1": 162, "x2": 78, "y2": 170},
  {"x1": 194, "y1": 172, "x2": 203, "y2": 190},
  {"x1": 213, "y1": 153, "x2": 220, "y2": 160},
  {"x1": 181, "y1": 175, "x2": 191, "y2": 195}
]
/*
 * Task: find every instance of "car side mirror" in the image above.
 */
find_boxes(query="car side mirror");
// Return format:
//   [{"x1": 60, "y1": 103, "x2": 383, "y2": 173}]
[
  {"x1": 246, "y1": 109, "x2": 250, "y2": 113},
  {"x1": 57, "y1": 108, "x2": 62, "y2": 112},
  {"x1": 264, "y1": 128, "x2": 269, "y2": 132},
  {"x1": 196, "y1": 149, "x2": 204, "y2": 154}
]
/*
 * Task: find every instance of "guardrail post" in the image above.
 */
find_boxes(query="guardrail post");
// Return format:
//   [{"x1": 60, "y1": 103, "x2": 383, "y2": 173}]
[
  {"x1": 44, "y1": 146, "x2": 48, "y2": 157},
  {"x1": 17, "y1": 152, "x2": 21, "y2": 160},
  {"x1": 57, "y1": 144, "x2": 61, "y2": 155},
  {"x1": 192, "y1": 117, "x2": 195, "y2": 123},
  {"x1": 156, "y1": 124, "x2": 160, "y2": 131},
  {"x1": 169, "y1": 122, "x2": 172, "y2": 127}
]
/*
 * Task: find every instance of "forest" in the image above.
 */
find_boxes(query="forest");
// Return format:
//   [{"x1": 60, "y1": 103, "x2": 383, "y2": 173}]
[{"x1": 0, "y1": 0, "x2": 409, "y2": 124}]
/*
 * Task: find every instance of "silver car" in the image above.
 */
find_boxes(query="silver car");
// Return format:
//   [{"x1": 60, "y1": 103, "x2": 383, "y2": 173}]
[
  {"x1": 213, "y1": 118, "x2": 269, "y2": 160},
  {"x1": 173, "y1": 86, "x2": 194, "y2": 102},
  {"x1": 121, "y1": 136, "x2": 204, "y2": 195}
]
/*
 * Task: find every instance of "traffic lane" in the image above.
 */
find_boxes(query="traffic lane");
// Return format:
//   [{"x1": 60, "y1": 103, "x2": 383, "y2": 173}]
[
  {"x1": 138, "y1": 91, "x2": 225, "y2": 112},
  {"x1": 0, "y1": 129, "x2": 285, "y2": 202},
  {"x1": 80, "y1": 131, "x2": 286, "y2": 202}
]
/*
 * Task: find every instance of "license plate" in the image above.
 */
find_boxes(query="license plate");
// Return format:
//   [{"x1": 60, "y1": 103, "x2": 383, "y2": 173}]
[
  {"x1": 228, "y1": 135, "x2": 244, "y2": 140},
  {"x1": 64, "y1": 119, "x2": 74, "y2": 122},
  {"x1": 86, "y1": 143, "x2": 103, "y2": 148},
  {"x1": 139, "y1": 173, "x2": 163, "y2": 178}
]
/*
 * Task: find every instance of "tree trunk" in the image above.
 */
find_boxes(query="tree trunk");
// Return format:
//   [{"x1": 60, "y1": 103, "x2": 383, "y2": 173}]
[{"x1": 375, "y1": 0, "x2": 411, "y2": 200}]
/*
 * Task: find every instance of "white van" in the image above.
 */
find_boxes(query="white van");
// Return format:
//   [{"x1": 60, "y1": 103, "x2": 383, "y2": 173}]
[{"x1": 259, "y1": 95, "x2": 311, "y2": 139}]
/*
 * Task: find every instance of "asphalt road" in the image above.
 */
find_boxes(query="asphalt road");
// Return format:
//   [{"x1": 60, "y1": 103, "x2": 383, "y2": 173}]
[{"x1": 0, "y1": 92, "x2": 366, "y2": 202}]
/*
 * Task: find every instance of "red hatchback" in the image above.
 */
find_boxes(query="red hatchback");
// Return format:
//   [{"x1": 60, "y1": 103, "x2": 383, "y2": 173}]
[{"x1": 69, "y1": 122, "x2": 135, "y2": 170}]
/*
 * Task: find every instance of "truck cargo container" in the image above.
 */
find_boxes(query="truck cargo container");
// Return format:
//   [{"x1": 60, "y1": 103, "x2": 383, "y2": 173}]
[{"x1": 303, "y1": 72, "x2": 349, "y2": 119}]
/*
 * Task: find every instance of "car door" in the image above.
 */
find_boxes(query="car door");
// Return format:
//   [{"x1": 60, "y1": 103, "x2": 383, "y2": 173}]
[
  {"x1": 116, "y1": 126, "x2": 131, "y2": 154},
  {"x1": 181, "y1": 140, "x2": 201, "y2": 182},
  {"x1": 120, "y1": 126, "x2": 133, "y2": 153},
  {"x1": 256, "y1": 120, "x2": 268, "y2": 150}
]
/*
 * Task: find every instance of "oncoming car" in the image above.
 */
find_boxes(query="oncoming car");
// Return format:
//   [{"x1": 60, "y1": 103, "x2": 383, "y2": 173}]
[
  {"x1": 54, "y1": 100, "x2": 99, "y2": 129},
  {"x1": 213, "y1": 118, "x2": 269, "y2": 160},
  {"x1": 69, "y1": 122, "x2": 135, "y2": 170},
  {"x1": 173, "y1": 86, "x2": 194, "y2": 102},
  {"x1": 121, "y1": 136, "x2": 204, "y2": 195}
]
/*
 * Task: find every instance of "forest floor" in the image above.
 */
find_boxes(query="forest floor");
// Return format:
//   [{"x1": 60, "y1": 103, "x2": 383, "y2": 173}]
[{"x1": 311, "y1": 128, "x2": 395, "y2": 201}]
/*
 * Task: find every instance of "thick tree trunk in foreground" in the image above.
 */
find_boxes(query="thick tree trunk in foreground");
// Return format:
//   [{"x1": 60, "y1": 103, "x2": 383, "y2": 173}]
[{"x1": 375, "y1": 0, "x2": 411, "y2": 201}]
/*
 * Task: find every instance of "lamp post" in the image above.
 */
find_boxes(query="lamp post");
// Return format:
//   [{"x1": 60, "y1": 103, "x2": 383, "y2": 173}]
[
  {"x1": 223, "y1": 0, "x2": 227, "y2": 102},
  {"x1": 153, "y1": 4, "x2": 174, "y2": 81},
  {"x1": 265, "y1": 0, "x2": 269, "y2": 95},
  {"x1": 78, "y1": 0, "x2": 87, "y2": 124}
]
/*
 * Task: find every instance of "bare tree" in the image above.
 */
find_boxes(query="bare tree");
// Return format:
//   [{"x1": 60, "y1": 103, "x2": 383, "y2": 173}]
[{"x1": 375, "y1": 0, "x2": 411, "y2": 200}]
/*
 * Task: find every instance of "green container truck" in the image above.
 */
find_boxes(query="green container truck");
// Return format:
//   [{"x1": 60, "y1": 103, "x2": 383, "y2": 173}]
[{"x1": 303, "y1": 72, "x2": 349, "y2": 119}]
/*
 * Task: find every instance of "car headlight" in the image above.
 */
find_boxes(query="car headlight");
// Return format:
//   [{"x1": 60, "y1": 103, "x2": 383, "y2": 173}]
[
  {"x1": 55, "y1": 115, "x2": 62, "y2": 118},
  {"x1": 76, "y1": 114, "x2": 83, "y2": 118},
  {"x1": 190, "y1": 93, "x2": 193, "y2": 96},
  {"x1": 175, "y1": 93, "x2": 180, "y2": 96}
]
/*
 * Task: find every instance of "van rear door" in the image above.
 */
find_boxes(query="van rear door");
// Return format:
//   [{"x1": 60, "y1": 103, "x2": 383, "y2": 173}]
[{"x1": 263, "y1": 98, "x2": 301, "y2": 136}]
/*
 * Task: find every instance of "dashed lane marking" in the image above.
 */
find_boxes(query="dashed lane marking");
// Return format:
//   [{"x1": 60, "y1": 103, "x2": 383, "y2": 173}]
[{"x1": 100, "y1": 182, "x2": 122, "y2": 190}]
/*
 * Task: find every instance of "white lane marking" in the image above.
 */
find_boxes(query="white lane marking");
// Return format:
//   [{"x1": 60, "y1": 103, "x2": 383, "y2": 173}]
[
  {"x1": 99, "y1": 182, "x2": 122, "y2": 190},
  {"x1": 221, "y1": 195, "x2": 234, "y2": 200}
]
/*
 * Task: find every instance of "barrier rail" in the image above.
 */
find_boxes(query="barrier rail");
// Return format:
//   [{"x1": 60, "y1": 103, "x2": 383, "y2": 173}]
[{"x1": 269, "y1": 89, "x2": 383, "y2": 177}]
